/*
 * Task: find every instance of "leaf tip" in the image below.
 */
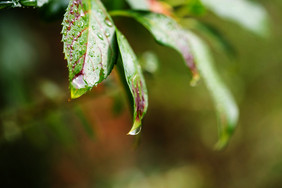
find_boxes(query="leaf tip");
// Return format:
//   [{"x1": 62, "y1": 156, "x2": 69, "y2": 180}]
[
  {"x1": 214, "y1": 122, "x2": 236, "y2": 150},
  {"x1": 70, "y1": 86, "x2": 88, "y2": 99},
  {"x1": 190, "y1": 72, "x2": 200, "y2": 87},
  {"x1": 127, "y1": 120, "x2": 142, "y2": 136}
]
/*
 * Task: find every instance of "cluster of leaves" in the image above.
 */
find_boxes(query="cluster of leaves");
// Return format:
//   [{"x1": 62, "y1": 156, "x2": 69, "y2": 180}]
[{"x1": 1, "y1": 0, "x2": 269, "y2": 148}]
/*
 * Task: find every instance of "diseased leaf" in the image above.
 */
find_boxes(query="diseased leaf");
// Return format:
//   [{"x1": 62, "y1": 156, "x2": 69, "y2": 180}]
[
  {"x1": 201, "y1": 0, "x2": 269, "y2": 36},
  {"x1": 111, "y1": 11, "x2": 199, "y2": 84},
  {"x1": 184, "y1": 30, "x2": 239, "y2": 149},
  {"x1": 62, "y1": 0, "x2": 117, "y2": 99},
  {"x1": 116, "y1": 29, "x2": 148, "y2": 135}
]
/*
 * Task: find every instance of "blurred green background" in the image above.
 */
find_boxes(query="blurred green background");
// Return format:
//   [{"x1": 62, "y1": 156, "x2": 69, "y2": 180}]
[{"x1": 0, "y1": 0, "x2": 282, "y2": 187}]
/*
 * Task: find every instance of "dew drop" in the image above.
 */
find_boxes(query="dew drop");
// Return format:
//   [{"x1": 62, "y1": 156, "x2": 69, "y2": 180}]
[
  {"x1": 89, "y1": 51, "x2": 94, "y2": 57},
  {"x1": 97, "y1": 33, "x2": 103, "y2": 40},
  {"x1": 128, "y1": 126, "x2": 142, "y2": 135},
  {"x1": 97, "y1": 9, "x2": 102, "y2": 16},
  {"x1": 105, "y1": 30, "x2": 110, "y2": 37},
  {"x1": 80, "y1": 9, "x2": 85, "y2": 17},
  {"x1": 104, "y1": 19, "x2": 113, "y2": 27},
  {"x1": 79, "y1": 38, "x2": 84, "y2": 45},
  {"x1": 72, "y1": 75, "x2": 86, "y2": 89}
]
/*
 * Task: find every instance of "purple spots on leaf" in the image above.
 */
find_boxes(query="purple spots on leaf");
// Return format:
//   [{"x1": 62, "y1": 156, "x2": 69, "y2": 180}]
[{"x1": 132, "y1": 80, "x2": 146, "y2": 121}]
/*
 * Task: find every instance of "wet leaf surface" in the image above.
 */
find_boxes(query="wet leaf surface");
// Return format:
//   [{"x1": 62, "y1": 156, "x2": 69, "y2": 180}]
[
  {"x1": 62, "y1": 0, "x2": 117, "y2": 99},
  {"x1": 111, "y1": 11, "x2": 199, "y2": 84},
  {"x1": 116, "y1": 29, "x2": 148, "y2": 135}
]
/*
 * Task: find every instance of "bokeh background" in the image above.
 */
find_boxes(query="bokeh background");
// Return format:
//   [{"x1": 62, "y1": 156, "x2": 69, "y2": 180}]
[{"x1": 0, "y1": 0, "x2": 282, "y2": 187}]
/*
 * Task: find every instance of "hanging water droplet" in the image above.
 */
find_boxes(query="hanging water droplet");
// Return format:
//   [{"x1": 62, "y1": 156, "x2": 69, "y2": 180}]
[
  {"x1": 72, "y1": 75, "x2": 86, "y2": 89},
  {"x1": 97, "y1": 33, "x2": 103, "y2": 40},
  {"x1": 128, "y1": 126, "x2": 142, "y2": 135},
  {"x1": 104, "y1": 19, "x2": 113, "y2": 27}
]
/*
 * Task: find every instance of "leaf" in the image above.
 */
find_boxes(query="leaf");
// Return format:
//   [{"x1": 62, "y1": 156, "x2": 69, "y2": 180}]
[
  {"x1": 116, "y1": 29, "x2": 148, "y2": 135},
  {"x1": 185, "y1": 0, "x2": 205, "y2": 16},
  {"x1": 126, "y1": 0, "x2": 149, "y2": 10},
  {"x1": 201, "y1": 0, "x2": 269, "y2": 36},
  {"x1": 0, "y1": 0, "x2": 48, "y2": 8},
  {"x1": 184, "y1": 30, "x2": 239, "y2": 149},
  {"x1": 173, "y1": 0, "x2": 206, "y2": 17},
  {"x1": 62, "y1": 0, "x2": 117, "y2": 99},
  {"x1": 110, "y1": 11, "x2": 199, "y2": 85},
  {"x1": 126, "y1": 0, "x2": 172, "y2": 16}
]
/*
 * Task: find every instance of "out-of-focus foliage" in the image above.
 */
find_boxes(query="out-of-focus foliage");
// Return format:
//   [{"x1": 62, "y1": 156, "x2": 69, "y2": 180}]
[{"x1": 201, "y1": 0, "x2": 269, "y2": 36}]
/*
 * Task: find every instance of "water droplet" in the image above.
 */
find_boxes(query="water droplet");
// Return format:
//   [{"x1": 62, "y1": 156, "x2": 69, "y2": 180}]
[
  {"x1": 89, "y1": 51, "x2": 94, "y2": 57},
  {"x1": 72, "y1": 75, "x2": 86, "y2": 89},
  {"x1": 79, "y1": 38, "x2": 84, "y2": 45},
  {"x1": 128, "y1": 126, "x2": 142, "y2": 135},
  {"x1": 105, "y1": 30, "x2": 110, "y2": 37},
  {"x1": 80, "y1": 9, "x2": 85, "y2": 17},
  {"x1": 78, "y1": 47, "x2": 83, "y2": 53},
  {"x1": 104, "y1": 19, "x2": 113, "y2": 27},
  {"x1": 97, "y1": 33, "x2": 103, "y2": 40},
  {"x1": 97, "y1": 9, "x2": 102, "y2": 16}
]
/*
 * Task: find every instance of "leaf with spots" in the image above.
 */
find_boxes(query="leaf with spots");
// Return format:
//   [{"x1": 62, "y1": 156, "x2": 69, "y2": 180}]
[
  {"x1": 116, "y1": 29, "x2": 148, "y2": 135},
  {"x1": 110, "y1": 11, "x2": 199, "y2": 85},
  {"x1": 62, "y1": 0, "x2": 117, "y2": 99}
]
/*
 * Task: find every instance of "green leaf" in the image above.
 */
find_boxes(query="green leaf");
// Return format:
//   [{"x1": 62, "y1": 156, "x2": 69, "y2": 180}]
[
  {"x1": 201, "y1": 0, "x2": 269, "y2": 36},
  {"x1": 0, "y1": 0, "x2": 48, "y2": 8},
  {"x1": 62, "y1": 0, "x2": 117, "y2": 99},
  {"x1": 110, "y1": 11, "x2": 199, "y2": 85},
  {"x1": 185, "y1": 0, "x2": 205, "y2": 16},
  {"x1": 125, "y1": 0, "x2": 150, "y2": 10},
  {"x1": 184, "y1": 31, "x2": 239, "y2": 149},
  {"x1": 125, "y1": 0, "x2": 172, "y2": 16},
  {"x1": 116, "y1": 29, "x2": 148, "y2": 135},
  {"x1": 174, "y1": 0, "x2": 206, "y2": 17}
]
